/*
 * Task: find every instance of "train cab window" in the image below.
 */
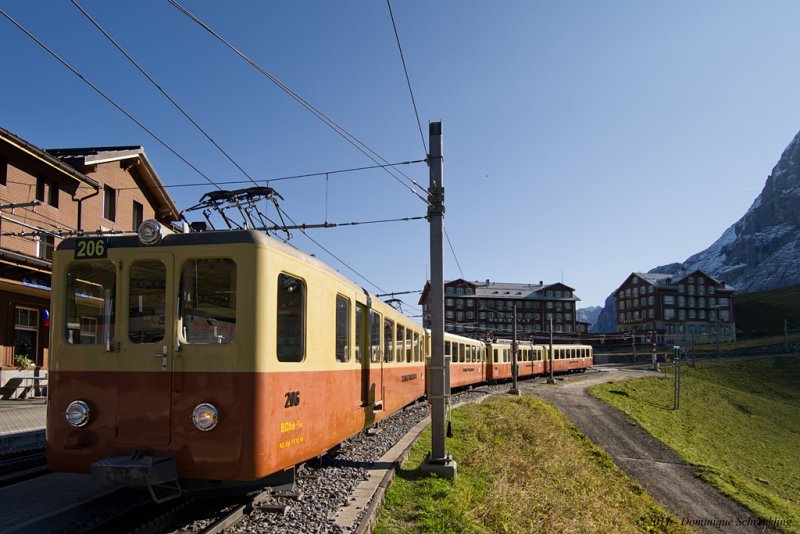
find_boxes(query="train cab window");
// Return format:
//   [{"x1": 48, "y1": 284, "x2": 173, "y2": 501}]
[
  {"x1": 277, "y1": 273, "x2": 305, "y2": 362},
  {"x1": 129, "y1": 260, "x2": 166, "y2": 344},
  {"x1": 396, "y1": 324, "x2": 405, "y2": 363},
  {"x1": 335, "y1": 295, "x2": 350, "y2": 362},
  {"x1": 370, "y1": 311, "x2": 381, "y2": 363},
  {"x1": 65, "y1": 261, "x2": 116, "y2": 345},
  {"x1": 384, "y1": 319, "x2": 394, "y2": 362},
  {"x1": 180, "y1": 259, "x2": 237, "y2": 344}
]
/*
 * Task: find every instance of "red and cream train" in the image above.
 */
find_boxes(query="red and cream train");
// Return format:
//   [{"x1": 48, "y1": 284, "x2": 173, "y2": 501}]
[{"x1": 46, "y1": 223, "x2": 591, "y2": 498}]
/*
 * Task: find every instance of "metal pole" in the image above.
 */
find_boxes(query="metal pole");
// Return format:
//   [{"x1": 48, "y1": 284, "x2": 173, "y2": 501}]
[
  {"x1": 547, "y1": 318, "x2": 555, "y2": 384},
  {"x1": 510, "y1": 305, "x2": 519, "y2": 394},
  {"x1": 421, "y1": 121, "x2": 455, "y2": 478},
  {"x1": 651, "y1": 322, "x2": 658, "y2": 371}
]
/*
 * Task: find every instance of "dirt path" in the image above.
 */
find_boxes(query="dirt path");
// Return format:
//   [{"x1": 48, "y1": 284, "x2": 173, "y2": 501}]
[{"x1": 520, "y1": 368, "x2": 778, "y2": 533}]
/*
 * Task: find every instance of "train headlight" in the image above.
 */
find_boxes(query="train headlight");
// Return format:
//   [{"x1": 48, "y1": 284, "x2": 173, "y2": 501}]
[
  {"x1": 192, "y1": 403, "x2": 219, "y2": 431},
  {"x1": 65, "y1": 400, "x2": 91, "y2": 428},
  {"x1": 138, "y1": 219, "x2": 167, "y2": 245}
]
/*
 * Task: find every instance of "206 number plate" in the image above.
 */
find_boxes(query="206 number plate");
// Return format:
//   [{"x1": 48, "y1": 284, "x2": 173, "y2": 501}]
[{"x1": 74, "y1": 238, "x2": 108, "y2": 259}]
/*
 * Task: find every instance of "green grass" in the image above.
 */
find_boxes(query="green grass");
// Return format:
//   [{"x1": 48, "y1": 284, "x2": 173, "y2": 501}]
[
  {"x1": 376, "y1": 396, "x2": 691, "y2": 533},
  {"x1": 590, "y1": 356, "x2": 800, "y2": 533}
]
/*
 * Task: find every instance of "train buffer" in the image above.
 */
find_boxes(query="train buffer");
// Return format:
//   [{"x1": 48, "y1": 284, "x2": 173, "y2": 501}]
[{"x1": 91, "y1": 450, "x2": 182, "y2": 503}]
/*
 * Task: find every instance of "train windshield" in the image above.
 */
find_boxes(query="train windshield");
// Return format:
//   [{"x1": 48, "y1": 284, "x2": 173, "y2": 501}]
[
  {"x1": 180, "y1": 259, "x2": 237, "y2": 344},
  {"x1": 64, "y1": 261, "x2": 116, "y2": 345}
]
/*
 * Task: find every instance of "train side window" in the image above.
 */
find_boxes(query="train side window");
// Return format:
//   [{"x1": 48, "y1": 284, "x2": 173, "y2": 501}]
[
  {"x1": 129, "y1": 260, "x2": 166, "y2": 344},
  {"x1": 180, "y1": 259, "x2": 237, "y2": 344},
  {"x1": 413, "y1": 331, "x2": 420, "y2": 362},
  {"x1": 472, "y1": 346, "x2": 477, "y2": 362},
  {"x1": 396, "y1": 324, "x2": 405, "y2": 363},
  {"x1": 504, "y1": 349, "x2": 509, "y2": 363},
  {"x1": 444, "y1": 341, "x2": 451, "y2": 357},
  {"x1": 406, "y1": 330, "x2": 412, "y2": 363},
  {"x1": 65, "y1": 261, "x2": 116, "y2": 345},
  {"x1": 370, "y1": 311, "x2": 381, "y2": 363},
  {"x1": 356, "y1": 304, "x2": 365, "y2": 363},
  {"x1": 384, "y1": 319, "x2": 394, "y2": 362},
  {"x1": 335, "y1": 295, "x2": 350, "y2": 362},
  {"x1": 277, "y1": 273, "x2": 305, "y2": 362},
  {"x1": 493, "y1": 349, "x2": 498, "y2": 363}
]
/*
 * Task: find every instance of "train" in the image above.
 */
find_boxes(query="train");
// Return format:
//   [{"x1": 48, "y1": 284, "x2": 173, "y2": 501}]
[{"x1": 46, "y1": 221, "x2": 592, "y2": 501}]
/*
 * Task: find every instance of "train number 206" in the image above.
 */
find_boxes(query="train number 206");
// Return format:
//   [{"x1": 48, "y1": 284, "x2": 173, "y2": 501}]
[
  {"x1": 74, "y1": 238, "x2": 108, "y2": 259},
  {"x1": 284, "y1": 391, "x2": 301, "y2": 408}
]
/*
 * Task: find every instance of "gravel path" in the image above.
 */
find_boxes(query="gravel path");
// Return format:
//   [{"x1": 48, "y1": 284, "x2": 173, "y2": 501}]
[{"x1": 522, "y1": 368, "x2": 778, "y2": 534}]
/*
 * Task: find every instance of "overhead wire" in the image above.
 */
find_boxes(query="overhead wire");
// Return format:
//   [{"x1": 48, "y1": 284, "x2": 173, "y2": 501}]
[
  {"x1": 279, "y1": 209, "x2": 387, "y2": 295},
  {"x1": 444, "y1": 227, "x2": 465, "y2": 279},
  {"x1": 70, "y1": 0, "x2": 259, "y2": 187},
  {"x1": 166, "y1": 0, "x2": 433, "y2": 206},
  {"x1": 385, "y1": 0, "x2": 427, "y2": 155},
  {"x1": 87, "y1": 159, "x2": 426, "y2": 192},
  {"x1": 0, "y1": 7, "x2": 222, "y2": 191}
]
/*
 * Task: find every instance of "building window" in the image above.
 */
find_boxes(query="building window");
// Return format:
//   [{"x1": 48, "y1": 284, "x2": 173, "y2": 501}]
[
  {"x1": 132, "y1": 201, "x2": 144, "y2": 231},
  {"x1": 48, "y1": 181, "x2": 59, "y2": 208},
  {"x1": 664, "y1": 295, "x2": 674, "y2": 305},
  {"x1": 14, "y1": 307, "x2": 39, "y2": 366},
  {"x1": 664, "y1": 308, "x2": 675, "y2": 320},
  {"x1": 103, "y1": 185, "x2": 117, "y2": 221},
  {"x1": 648, "y1": 308, "x2": 655, "y2": 319},
  {"x1": 721, "y1": 310, "x2": 730, "y2": 320},
  {"x1": 678, "y1": 309, "x2": 685, "y2": 320},
  {"x1": 37, "y1": 235, "x2": 55, "y2": 260},
  {"x1": 0, "y1": 155, "x2": 7, "y2": 186},
  {"x1": 648, "y1": 296, "x2": 654, "y2": 305},
  {"x1": 36, "y1": 176, "x2": 45, "y2": 201},
  {"x1": 689, "y1": 310, "x2": 696, "y2": 319}
]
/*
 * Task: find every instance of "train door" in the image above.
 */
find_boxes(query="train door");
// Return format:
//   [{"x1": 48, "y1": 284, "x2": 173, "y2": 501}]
[
  {"x1": 357, "y1": 304, "x2": 383, "y2": 415},
  {"x1": 116, "y1": 252, "x2": 175, "y2": 445}
]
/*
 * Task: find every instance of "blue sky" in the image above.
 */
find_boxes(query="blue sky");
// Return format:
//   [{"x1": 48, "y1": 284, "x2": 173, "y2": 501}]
[{"x1": 2, "y1": 1, "x2": 800, "y2": 311}]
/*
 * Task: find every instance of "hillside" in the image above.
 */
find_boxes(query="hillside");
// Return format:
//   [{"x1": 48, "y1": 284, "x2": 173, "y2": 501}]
[{"x1": 734, "y1": 282, "x2": 800, "y2": 337}]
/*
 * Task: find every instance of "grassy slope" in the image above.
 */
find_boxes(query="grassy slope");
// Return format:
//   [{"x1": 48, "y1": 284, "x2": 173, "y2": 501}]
[
  {"x1": 735, "y1": 283, "x2": 800, "y2": 336},
  {"x1": 376, "y1": 396, "x2": 691, "y2": 533},
  {"x1": 590, "y1": 357, "x2": 800, "y2": 533}
]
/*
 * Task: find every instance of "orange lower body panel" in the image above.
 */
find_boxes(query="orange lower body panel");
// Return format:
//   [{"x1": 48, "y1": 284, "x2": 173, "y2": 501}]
[{"x1": 47, "y1": 365, "x2": 425, "y2": 482}]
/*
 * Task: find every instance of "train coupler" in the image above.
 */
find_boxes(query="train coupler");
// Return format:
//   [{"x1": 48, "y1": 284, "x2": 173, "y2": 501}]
[{"x1": 91, "y1": 450, "x2": 182, "y2": 503}]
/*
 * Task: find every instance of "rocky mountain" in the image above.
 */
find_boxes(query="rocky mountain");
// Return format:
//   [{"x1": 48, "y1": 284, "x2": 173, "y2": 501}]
[
  {"x1": 591, "y1": 296, "x2": 617, "y2": 333},
  {"x1": 592, "y1": 129, "x2": 800, "y2": 333},
  {"x1": 650, "y1": 129, "x2": 800, "y2": 292},
  {"x1": 577, "y1": 306, "x2": 602, "y2": 328}
]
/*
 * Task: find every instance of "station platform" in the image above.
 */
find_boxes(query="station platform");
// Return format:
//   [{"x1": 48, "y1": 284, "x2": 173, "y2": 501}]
[{"x1": 0, "y1": 398, "x2": 46, "y2": 451}]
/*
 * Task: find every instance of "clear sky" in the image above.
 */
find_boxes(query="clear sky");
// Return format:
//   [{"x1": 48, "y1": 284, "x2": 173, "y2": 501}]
[{"x1": 2, "y1": 1, "x2": 800, "y2": 312}]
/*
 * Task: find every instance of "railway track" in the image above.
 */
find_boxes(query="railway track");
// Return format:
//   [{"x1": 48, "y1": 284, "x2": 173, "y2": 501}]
[{"x1": 0, "y1": 447, "x2": 49, "y2": 487}]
